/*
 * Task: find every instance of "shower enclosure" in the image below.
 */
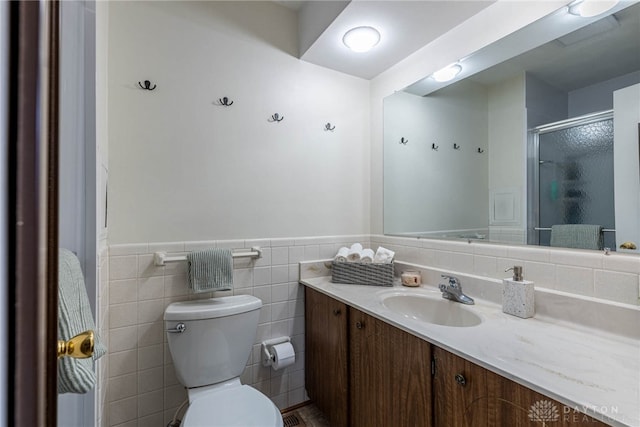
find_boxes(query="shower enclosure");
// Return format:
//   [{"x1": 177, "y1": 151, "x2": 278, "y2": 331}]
[{"x1": 528, "y1": 111, "x2": 616, "y2": 249}]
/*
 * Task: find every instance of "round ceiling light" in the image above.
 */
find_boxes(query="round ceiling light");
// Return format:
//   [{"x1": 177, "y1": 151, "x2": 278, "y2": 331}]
[
  {"x1": 431, "y1": 64, "x2": 462, "y2": 82},
  {"x1": 569, "y1": 0, "x2": 619, "y2": 17},
  {"x1": 343, "y1": 26, "x2": 381, "y2": 53}
]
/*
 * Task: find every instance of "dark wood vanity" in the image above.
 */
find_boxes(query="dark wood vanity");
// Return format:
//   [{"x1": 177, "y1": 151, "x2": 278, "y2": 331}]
[{"x1": 304, "y1": 287, "x2": 610, "y2": 427}]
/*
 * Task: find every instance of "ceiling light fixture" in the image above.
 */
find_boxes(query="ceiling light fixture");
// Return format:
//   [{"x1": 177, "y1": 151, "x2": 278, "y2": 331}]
[
  {"x1": 431, "y1": 64, "x2": 462, "y2": 82},
  {"x1": 343, "y1": 26, "x2": 381, "y2": 53},
  {"x1": 568, "y1": 0, "x2": 619, "y2": 17}
]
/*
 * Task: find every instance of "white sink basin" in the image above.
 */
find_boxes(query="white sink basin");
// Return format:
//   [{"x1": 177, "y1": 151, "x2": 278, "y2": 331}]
[{"x1": 380, "y1": 292, "x2": 482, "y2": 327}]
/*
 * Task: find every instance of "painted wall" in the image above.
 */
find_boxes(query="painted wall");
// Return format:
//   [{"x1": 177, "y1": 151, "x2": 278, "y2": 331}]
[
  {"x1": 569, "y1": 70, "x2": 640, "y2": 117},
  {"x1": 107, "y1": 1, "x2": 370, "y2": 244},
  {"x1": 383, "y1": 82, "x2": 488, "y2": 235}
]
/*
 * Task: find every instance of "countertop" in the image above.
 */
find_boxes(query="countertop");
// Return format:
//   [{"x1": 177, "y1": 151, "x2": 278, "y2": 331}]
[{"x1": 299, "y1": 263, "x2": 640, "y2": 427}]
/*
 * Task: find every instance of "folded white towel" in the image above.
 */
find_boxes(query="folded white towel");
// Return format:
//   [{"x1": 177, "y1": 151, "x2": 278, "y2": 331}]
[
  {"x1": 347, "y1": 243, "x2": 363, "y2": 262},
  {"x1": 360, "y1": 248, "x2": 374, "y2": 263},
  {"x1": 374, "y1": 246, "x2": 395, "y2": 263},
  {"x1": 334, "y1": 247, "x2": 349, "y2": 263}
]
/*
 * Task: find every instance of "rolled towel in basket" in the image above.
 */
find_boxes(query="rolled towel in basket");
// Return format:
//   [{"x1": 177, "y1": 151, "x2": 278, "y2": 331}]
[
  {"x1": 334, "y1": 247, "x2": 349, "y2": 263},
  {"x1": 360, "y1": 248, "x2": 374, "y2": 263},
  {"x1": 347, "y1": 243, "x2": 363, "y2": 262},
  {"x1": 374, "y1": 246, "x2": 395, "y2": 263}
]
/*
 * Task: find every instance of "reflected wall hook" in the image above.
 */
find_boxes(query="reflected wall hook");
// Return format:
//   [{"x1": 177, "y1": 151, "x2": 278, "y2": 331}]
[
  {"x1": 477, "y1": 148, "x2": 484, "y2": 153},
  {"x1": 217, "y1": 96, "x2": 234, "y2": 106},
  {"x1": 432, "y1": 143, "x2": 439, "y2": 151},
  {"x1": 269, "y1": 113, "x2": 284, "y2": 123},
  {"x1": 399, "y1": 137, "x2": 408, "y2": 145},
  {"x1": 453, "y1": 143, "x2": 461, "y2": 150},
  {"x1": 138, "y1": 80, "x2": 156, "y2": 90},
  {"x1": 325, "y1": 123, "x2": 336, "y2": 131}
]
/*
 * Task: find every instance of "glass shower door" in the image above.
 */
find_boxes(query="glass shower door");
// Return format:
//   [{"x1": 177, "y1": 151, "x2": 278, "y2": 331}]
[{"x1": 536, "y1": 115, "x2": 615, "y2": 248}]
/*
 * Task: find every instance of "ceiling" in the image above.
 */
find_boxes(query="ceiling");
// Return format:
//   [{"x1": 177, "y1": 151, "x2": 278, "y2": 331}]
[
  {"x1": 468, "y1": 2, "x2": 640, "y2": 92},
  {"x1": 404, "y1": 1, "x2": 640, "y2": 96},
  {"x1": 276, "y1": 1, "x2": 496, "y2": 80}
]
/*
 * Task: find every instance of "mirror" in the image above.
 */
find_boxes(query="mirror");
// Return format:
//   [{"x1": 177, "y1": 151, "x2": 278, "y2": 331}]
[{"x1": 384, "y1": 2, "x2": 640, "y2": 252}]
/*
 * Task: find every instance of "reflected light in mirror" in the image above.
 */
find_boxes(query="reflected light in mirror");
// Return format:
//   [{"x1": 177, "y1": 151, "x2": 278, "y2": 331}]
[
  {"x1": 569, "y1": 0, "x2": 620, "y2": 17},
  {"x1": 342, "y1": 26, "x2": 381, "y2": 53},
  {"x1": 431, "y1": 63, "x2": 462, "y2": 82}
]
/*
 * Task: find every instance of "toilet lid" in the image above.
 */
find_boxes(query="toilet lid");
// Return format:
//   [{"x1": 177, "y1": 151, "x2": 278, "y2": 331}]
[{"x1": 183, "y1": 385, "x2": 283, "y2": 427}]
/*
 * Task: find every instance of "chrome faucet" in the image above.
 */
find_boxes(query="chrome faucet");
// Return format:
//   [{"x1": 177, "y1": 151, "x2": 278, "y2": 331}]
[{"x1": 438, "y1": 275, "x2": 474, "y2": 305}]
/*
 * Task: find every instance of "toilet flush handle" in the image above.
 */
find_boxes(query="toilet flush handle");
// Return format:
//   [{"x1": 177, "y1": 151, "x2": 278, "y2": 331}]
[{"x1": 166, "y1": 323, "x2": 186, "y2": 333}]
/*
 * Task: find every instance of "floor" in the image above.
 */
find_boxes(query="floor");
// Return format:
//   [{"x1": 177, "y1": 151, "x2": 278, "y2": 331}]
[{"x1": 282, "y1": 403, "x2": 331, "y2": 427}]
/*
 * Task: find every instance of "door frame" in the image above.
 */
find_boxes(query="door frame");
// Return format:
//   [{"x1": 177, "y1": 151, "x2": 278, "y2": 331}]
[{"x1": 7, "y1": 1, "x2": 59, "y2": 425}]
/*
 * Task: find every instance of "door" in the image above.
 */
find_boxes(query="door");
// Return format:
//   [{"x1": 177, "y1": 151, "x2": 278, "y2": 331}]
[{"x1": 533, "y1": 113, "x2": 616, "y2": 248}]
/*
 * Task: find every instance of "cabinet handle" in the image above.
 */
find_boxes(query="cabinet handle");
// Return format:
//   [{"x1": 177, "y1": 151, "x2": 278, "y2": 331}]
[
  {"x1": 355, "y1": 321, "x2": 364, "y2": 329},
  {"x1": 333, "y1": 309, "x2": 341, "y2": 316},
  {"x1": 455, "y1": 373, "x2": 467, "y2": 387}
]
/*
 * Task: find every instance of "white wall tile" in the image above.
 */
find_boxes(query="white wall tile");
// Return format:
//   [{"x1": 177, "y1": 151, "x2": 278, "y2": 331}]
[
  {"x1": 555, "y1": 265, "x2": 594, "y2": 296},
  {"x1": 271, "y1": 247, "x2": 289, "y2": 265},
  {"x1": 110, "y1": 256, "x2": 138, "y2": 280},
  {"x1": 594, "y1": 270, "x2": 639, "y2": 304}
]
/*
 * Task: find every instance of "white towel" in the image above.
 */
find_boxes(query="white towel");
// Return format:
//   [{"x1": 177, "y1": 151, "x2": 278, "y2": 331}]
[
  {"x1": 374, "y1": 246, "x2": 395, "y2": 263},
  {"x1": 360, "y1": 248, "x2": 374, "y2": 263},
  {"x1": 58, "y1": 249, "x2": 107, "y2": 394},
  {"x1": 347, "y1": 243, "x2": 363, "y2": 262},
  {"x1": 334, "y1": 247, "x2": 349, "y2": 263}
]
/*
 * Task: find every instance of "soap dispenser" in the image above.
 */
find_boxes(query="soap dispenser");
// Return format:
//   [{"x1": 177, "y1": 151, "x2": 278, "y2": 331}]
[{"x1": 502, "y1": 266, "x2": 534, "y2": 319}]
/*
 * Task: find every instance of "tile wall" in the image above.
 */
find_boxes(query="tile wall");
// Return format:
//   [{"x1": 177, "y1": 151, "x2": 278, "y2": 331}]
[
  {"x1": 102, "y1": 233, "x2": 639, "y2": 427},
  {"x1": 105, "y1": 235, "x2": 369, "y2": 427},
  {"x1": 370, "y1": 235, "x2": 640, "y2": 305}
]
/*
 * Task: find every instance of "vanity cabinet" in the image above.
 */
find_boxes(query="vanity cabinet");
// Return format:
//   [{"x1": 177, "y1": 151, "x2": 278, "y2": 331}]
[
  {"x1": 305, "y1": 287, "x2": 611, "y2": 427},
  {"x1": 432, "y1": 346, "x2": 609, "y2": 426},
  {"x1": 304, "y1": 287, "x2": 349, "y2": 427},
  {"x1": 350, "y1": 308, "x2": 432, "y2": 427}
]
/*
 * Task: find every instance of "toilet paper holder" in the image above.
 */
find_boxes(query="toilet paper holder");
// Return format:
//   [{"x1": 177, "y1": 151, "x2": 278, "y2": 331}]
[{"x1": 261, "y1": 336, "x2": 291, "y2": 367}]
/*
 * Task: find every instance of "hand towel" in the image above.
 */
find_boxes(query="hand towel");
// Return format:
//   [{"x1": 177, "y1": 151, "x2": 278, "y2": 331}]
[
  {"x1": 360, "y1": 248, "x2": 374, "y2": 263},
  {"x1": 58, "y1": 248, "x2": 107, "y2": 394},
  {"x1": 550, "y1": 224, "x2": 604, "y2": 250},
  {"x1": 347, "y1": 243, "x2": 363, "y2": 262},
  {"x1": 187, "y1": 248, "x2": 234, "y2": 292},
  {"x1": 334, "y1": 247, "x2": 349, "y2": 263},
  {"x1": 374, "y1": 246, "x2": 395, "y2": 263}
]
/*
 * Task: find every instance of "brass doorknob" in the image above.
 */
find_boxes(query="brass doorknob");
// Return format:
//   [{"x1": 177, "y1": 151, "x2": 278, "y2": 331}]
[{"x1": 57, "y1": 330, "x2": 94, "y2": 359}]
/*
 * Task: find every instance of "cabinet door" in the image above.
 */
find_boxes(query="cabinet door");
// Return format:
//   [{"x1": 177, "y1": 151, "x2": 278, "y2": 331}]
[
  {"x1": 304, "y1": 287, "x2": 349, "y2": 427},
  {"x1": 350, "y1": 308, "x2": 432, "y2": 427},
  {"x1": 433, "y1": 346, "x2": 610, "y2": 427}
]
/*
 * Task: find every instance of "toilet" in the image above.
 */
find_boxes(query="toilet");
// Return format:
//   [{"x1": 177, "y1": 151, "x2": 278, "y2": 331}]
[{"x1": 164, "y1": 295, "x2": 284, "y2": 427}]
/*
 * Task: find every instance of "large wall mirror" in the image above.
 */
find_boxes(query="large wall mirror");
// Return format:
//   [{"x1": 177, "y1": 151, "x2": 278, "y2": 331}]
[{"x1": 384, "y1": 1, "x2": 640, "y2": 253}]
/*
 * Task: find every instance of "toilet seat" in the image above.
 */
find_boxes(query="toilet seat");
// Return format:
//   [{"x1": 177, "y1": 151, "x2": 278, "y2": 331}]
[{"x1": 182, "y1": 384, "x2": 283, "y2": 427}]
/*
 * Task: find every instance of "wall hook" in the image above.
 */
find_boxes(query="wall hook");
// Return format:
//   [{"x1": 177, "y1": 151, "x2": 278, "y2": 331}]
[
  {"x1": 399, "y1": 137, "x2": 408, "y2": 145},
  {"x1": 477, "y1": 148, "x2": 485, "y2": 153},
  {"x1": 453, "y1": 143, "x2": 461, "y2": 150},
  {"x1": 432, "y1": 143, "x2": 439, "y2": 151},
  {"x1": 138, "y1": 80, "x2": 156, "y2": 91},
  {"x1": 217, "y1": 96, "x2": 234, "y2": 106},
  {"x1": 269, "y1": 113, "x2": 284, "y2": 123},
  {"x1": 325, "y1": 123, "x2": 336, "y2": 131}
]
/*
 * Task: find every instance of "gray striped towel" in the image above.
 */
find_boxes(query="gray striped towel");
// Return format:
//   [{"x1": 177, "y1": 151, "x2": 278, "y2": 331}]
[
  {"x1": 187, "y1": 248, "x2": 234, "y2": 292},
  {"x1": 550, "y1": 224, "x2": 604, "y2": 250},
  {"x1": 58, "y1": 248, "x2": 107, "y2": 394}
]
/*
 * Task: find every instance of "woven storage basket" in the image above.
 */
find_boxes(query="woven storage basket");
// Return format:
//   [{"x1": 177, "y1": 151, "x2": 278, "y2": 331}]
[{"x1": 331, "y1": 261, "x2": 394, "y2": 286}]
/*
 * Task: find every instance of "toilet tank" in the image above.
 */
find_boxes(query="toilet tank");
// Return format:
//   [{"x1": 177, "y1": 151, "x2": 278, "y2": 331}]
[{"x1": 164, "y1": 295, "x2": 262, "y2": 389}]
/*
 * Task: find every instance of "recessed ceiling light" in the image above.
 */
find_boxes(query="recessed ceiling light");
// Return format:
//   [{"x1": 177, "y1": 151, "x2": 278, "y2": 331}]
[
  {"x1": 431, "y1": 64, "x2": 462, "y2": 82},
  {"x1": 568, "y1": 0, "x2": 619, "y2": 17},
  {"x1": 343, "y1": 26, "x2": 380, "y2": 53}
]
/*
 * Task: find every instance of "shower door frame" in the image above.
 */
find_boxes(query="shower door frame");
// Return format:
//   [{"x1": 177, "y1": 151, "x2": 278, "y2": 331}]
[{"x1": 526, "y1": 110, "x2": 613, "y2": 246}]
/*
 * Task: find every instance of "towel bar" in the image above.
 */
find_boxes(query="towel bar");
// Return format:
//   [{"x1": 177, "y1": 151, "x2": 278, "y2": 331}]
[
  {"x1": 154, "y1": 247, "x2": 262, "y2": 266},
  {"x1": 534, "y1": 227, "x2": 615, "y2": 232}
]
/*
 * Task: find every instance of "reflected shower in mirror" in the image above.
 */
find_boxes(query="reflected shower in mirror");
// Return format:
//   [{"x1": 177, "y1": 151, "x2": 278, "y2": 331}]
[{"x1": 384, "y1": 1, "x2": 640, "y2": 252}]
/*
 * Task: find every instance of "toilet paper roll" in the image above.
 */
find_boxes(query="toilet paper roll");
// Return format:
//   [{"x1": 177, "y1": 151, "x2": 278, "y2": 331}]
[{"x1": 271, "y1": 342, "x2": 295, "y2": 370}]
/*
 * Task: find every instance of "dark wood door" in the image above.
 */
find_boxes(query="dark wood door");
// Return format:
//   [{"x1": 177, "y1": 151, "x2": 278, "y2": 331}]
[
  {"x1": 304, "y1": 287, "x2": 349, "y2": 427},
  {"x1": 432, "y1": 346, "x2": 610, "y2": 426},
  {"x1": 350, "y1": 308, "x2": 432, "y2": 427}
]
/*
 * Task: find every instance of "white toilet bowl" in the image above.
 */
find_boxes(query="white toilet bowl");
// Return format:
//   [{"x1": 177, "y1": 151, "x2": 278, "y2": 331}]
[{"x1": 164, "y1": 296, "x2": 283, "y2": 427}]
